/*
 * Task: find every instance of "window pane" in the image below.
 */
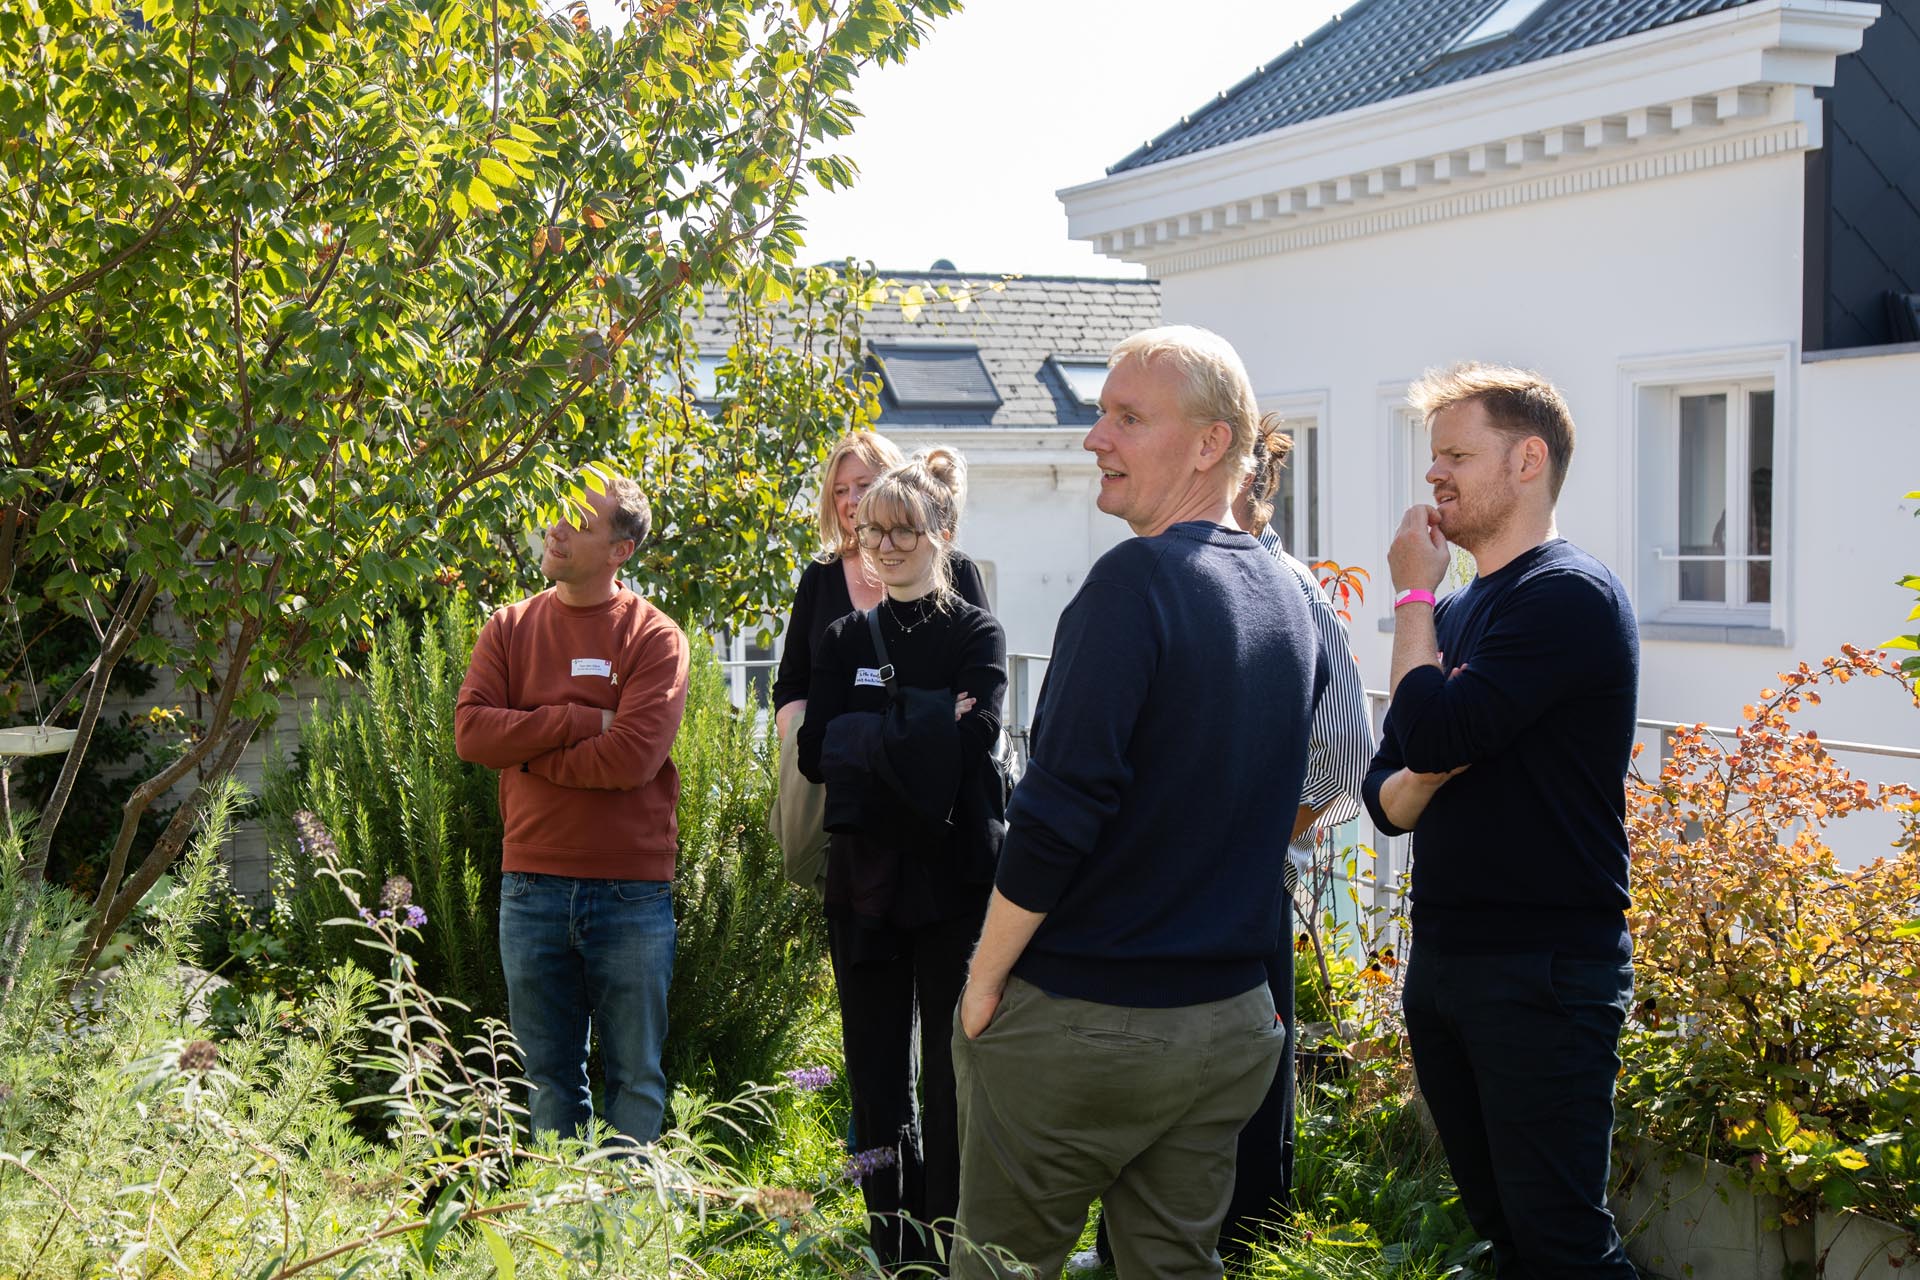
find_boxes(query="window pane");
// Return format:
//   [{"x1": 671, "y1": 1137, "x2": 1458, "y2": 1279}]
[
  {"x1": 1747, "y1": 390, "x2": 1774, "y2": 605},
  {"x1": 1678, "y1": 393, "x2": 1728, "y2": 603},
  {"x1": 1275, "y1": 438, "x2": 1298, "y2": 552},
  {"x1": 1304, "y1": 423, "x2": 1321, "y2": 558},
  {"x1": 745, "y1": 631, "x2": 775, "y2": 706}
]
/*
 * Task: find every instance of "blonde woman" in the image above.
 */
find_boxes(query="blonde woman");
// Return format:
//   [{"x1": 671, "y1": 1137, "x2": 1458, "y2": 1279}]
[
  {"x1": 797, "y1": 447, "x2": 1007, "y2": 1270},
  {"x1": 772, "y1": 431, "x2": 988, "y2": 744}
]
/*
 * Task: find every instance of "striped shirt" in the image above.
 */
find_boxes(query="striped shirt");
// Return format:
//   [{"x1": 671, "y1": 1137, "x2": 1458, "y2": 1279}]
[{"x1": 1260, "y1": 529, "x2": 1374, "y2": 847}]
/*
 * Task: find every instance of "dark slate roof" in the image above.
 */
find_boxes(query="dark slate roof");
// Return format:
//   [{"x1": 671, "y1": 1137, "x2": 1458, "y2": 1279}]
[
  {"x1": 1109, "y1": 0, "x2": 1765, "y2": 174},
  {"x1": 689, "y1": 272, "x2": 1162, "y2": 429}
]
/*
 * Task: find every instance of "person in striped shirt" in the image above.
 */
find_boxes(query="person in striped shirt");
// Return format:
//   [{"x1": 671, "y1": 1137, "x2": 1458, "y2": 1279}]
[{"x1": 1228, "y1": 417, "x2": 1375, "y2": 1254}]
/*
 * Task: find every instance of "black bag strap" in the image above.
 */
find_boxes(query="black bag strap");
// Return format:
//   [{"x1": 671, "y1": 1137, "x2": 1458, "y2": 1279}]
[{"x1": 864, "y1": 608, "x2": 898, "y2": 698}]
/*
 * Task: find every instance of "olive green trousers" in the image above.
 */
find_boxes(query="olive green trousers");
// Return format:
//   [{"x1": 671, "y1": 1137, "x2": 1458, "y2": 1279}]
[{"x1": 951, "y1": 976, "x2": 1284, "y2": 1280}]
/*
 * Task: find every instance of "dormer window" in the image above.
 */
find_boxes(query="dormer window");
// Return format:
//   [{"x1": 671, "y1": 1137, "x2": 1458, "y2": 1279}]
[
  {"x1": 1048, "y1": 356, "x2": 1110, "y2": 409},
  {"x1": 869, "y1": 342, "x2": 1001, "y2": 411},
  {"x1": 1451, "y1": 0, "x2": 1554, "y2": 51}
]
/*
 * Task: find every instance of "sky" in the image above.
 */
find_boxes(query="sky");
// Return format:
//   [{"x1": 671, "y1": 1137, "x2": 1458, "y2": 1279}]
[
  {"x1": 789, "y1": 0, "x2": 1336, "y2": 279},
  {"x1": 582, "y1": 0, "x2": 1341, "y2": 278}
]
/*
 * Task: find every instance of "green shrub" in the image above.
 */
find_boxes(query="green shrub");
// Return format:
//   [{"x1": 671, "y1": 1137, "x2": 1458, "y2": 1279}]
[
  {"x1": 254, "y1": 602, "x2": 505, "y2": 1025},
  {"x1": 663, "y1": 648, "x2": 832, "y2": 1099},
  {"x1": 245, "y1": 602, "x2": 830, "y2": 1101}
]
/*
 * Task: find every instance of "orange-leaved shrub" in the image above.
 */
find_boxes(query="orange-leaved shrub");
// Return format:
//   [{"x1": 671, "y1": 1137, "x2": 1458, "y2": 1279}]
[{"x1": 1619, "y1": 646, "x2": 1920, "y2": 1222}]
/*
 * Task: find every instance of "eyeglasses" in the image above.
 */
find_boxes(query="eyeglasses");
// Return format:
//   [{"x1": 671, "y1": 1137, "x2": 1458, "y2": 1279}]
[{"x1": 855, "y1": 523, "x2": 924, "y2": 551}]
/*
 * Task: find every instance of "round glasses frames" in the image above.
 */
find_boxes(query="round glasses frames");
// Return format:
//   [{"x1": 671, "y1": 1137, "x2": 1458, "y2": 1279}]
[{"x1": 855, "y1": 523, "x2": 923, "y2": 551}]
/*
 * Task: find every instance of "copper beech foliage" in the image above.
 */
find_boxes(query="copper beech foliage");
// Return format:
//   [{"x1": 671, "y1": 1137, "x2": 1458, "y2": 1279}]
[{"x1": 1622, "y1": 645, "x2": 1920, "y2": 1215}]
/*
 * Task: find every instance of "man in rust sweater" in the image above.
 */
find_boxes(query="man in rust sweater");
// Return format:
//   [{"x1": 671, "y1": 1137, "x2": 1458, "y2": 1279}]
[{"x1": 455, "y1": 475, "x2": 690, "y2": 1144}]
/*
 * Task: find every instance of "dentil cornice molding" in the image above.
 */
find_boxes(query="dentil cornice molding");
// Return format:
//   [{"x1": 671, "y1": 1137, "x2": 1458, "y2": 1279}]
[{"x1": 1057, "y1": 0, "x2": 1880, "y2": 274}]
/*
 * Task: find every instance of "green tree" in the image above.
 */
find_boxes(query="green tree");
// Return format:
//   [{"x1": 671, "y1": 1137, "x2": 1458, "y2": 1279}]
[{"x1": 0, "y1": 0, "x2": 955, "y2": 964}]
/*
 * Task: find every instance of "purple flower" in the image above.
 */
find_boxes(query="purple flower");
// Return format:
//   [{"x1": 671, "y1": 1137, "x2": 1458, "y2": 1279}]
[
  {"x1": 379, "y1": 876, "x2": 414, "y2": 910},
  {"x1": 358, "y1": 908, "x2": 377, "y2": 924},
  {"x1": 843, "y1": 1146, "x2": 898, "y2": 1182},
  {"x1": 403, "y1": 905, "x2": 427, "y2": 929},
  {"x1": 782, "y1": 1065, "x2": 835, "y2": 1093}
]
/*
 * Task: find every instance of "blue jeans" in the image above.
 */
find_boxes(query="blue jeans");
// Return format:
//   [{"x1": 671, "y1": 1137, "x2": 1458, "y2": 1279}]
[
  {"x1": 1402, "y1": 946, "x2": 1638, "y2": 1279},
  {"x1": 499, "y1": 871, "x2": 676, "y2": 1143}
]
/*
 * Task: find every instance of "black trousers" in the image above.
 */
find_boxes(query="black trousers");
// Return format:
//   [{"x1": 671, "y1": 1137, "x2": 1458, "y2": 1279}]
[
  {"x1": 1401, "y1": 945, "x2": 1639, "y2": 1279},
  {"x1": 829, "y1": 906, "x2": 985, "y2": 1269}
]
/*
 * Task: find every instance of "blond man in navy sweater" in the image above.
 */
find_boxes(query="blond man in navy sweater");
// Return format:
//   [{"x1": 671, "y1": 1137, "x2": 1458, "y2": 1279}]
[{"x1": 952, "y1": 328, "x2": 1318, "y2": 1280}]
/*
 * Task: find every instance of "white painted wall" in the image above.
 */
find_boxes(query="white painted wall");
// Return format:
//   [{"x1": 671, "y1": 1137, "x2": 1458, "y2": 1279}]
[{"x1": 1136, "y1": 152, "x2": 1918, "y2": 862}]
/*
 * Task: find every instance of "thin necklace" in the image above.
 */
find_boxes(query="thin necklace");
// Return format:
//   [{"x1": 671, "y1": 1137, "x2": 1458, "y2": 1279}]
[{"x1": 885, "y1": 593, "x2": 935, "y2": 634}]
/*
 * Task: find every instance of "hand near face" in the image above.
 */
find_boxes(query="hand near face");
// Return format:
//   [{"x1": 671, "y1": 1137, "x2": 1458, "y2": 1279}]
[{"x1": 1389, "y1": 504, "x2": 1450, "y2": 593}]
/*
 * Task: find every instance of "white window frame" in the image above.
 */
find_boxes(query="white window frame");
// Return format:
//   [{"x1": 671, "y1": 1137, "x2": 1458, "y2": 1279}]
[
  {"x1": 1618, "y1": 344, "x2": 1792, "y2": 643},
  {"x1": 1256, "y1": 388, "x2": 1331, "y2": 562},
  {"x1": 1452, "y1": 0, "x2": 1554, "y2": 50}
]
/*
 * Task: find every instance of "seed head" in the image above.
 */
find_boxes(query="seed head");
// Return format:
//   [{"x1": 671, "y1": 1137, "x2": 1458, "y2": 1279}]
[
  {"x1": 379, "y1": 876, "x2": 413, "y2": 910},
  {"x1": 177, "y1": 1040, "x2": 220, "y2": 1073},
  {"x1": 750, "y1": 1186, "x2": 815, "y2": 1220}
]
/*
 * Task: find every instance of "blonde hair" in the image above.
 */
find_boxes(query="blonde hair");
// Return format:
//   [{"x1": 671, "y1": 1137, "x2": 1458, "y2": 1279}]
[
  {"x1": 815, "y1": 430, "x2": 905, "y2": 560},
  {"x1": 1242, "y1": 415, "x2": 1294, "y2": 538},
  {"x1": 1109, "y1": 325, "x2": 1259, "y2": 485},
  {"x1": 1407, "y1": 363, "x2": 1576, "y2": 502},
  {"x1": 856, "y1": 446, "x2": 967, "y2": 600}
]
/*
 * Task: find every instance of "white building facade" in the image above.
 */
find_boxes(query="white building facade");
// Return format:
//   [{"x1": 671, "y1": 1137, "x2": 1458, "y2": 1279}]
[{"x1": 1058, "y1": 1, "x2": 1918, "y2": 804}]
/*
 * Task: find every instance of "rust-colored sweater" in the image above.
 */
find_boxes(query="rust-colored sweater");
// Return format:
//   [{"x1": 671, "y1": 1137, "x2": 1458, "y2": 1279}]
[{"x1": 454, "y1": 588, "x2": 691, "y2": 880}]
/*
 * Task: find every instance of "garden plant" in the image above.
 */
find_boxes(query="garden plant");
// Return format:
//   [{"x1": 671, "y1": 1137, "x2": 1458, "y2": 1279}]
[{"x1": 1618, "y1": 646, "x2": 1920, "y2": 1232}]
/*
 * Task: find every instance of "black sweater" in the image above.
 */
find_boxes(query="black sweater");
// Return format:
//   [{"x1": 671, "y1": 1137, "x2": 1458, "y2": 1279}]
[
  {"x1": 996, "y1": 522, "x2": 1319, "y2": 1008},
  {"x1": 1361, "y1": 539, "x2": 1639, "y2": 959},
  {"x1": 797, "y1": 594, "x2": 1007, "y2": 924},
  {"x1": 771, "y1": 552, "x2": 988, "y2": 711}
]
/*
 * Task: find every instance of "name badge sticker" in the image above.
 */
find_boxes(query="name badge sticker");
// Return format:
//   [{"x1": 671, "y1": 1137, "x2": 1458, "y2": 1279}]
[
  {"x1": 854, "y1": 668, "x2": 886, "y2": 689},
  {"x1": 572, "y1": 658, "x2": 613, "y2": 679}
]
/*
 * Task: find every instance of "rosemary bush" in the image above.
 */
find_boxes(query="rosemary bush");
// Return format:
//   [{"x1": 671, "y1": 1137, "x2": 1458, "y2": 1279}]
[
  {"x1": 255, "y1": 602, "x2": 504, "y2": 1026},
  {"x1": 665, "y1": 651, "x2": 832, "y2": 1098}
]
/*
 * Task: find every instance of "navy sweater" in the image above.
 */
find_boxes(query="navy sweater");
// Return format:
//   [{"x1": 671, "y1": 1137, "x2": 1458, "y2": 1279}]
[
  {"x1": 1361, "y1": 540, "x2": 1639, "y2": 959},
  {"x1": 997, "y1": 522, "x2": 1319, "y2": 1008}
]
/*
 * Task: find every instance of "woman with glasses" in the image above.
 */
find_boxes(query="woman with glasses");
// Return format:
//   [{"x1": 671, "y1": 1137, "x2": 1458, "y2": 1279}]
[
  {"x1": 797, "y1": 447, "x2": 1008, "y2": 1271},
  {"x1": 771, "y1": 431, "x2": 988, "y2": 747}
]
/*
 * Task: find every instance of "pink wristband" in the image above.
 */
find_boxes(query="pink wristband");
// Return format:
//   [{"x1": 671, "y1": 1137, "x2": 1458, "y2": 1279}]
[{"x1": 1393, "y1": 588, "x2": 1437, "y2": 609}]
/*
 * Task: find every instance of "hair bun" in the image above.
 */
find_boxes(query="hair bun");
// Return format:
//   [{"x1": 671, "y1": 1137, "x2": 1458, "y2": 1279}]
[{"x1": 913, "y1": 445, "x2": 964, "y2": 491}]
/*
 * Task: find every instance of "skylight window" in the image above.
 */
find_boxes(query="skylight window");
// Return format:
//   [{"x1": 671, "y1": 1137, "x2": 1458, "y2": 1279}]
[
  {"x1": 1452, "y1": 0, "x2": 1552, "y2": 50},
  {"x1": 869, "y1": 343, "x2": 1001, "y2": 411},
  {"x1": 1049, "y1": 356, "x2": 1110, "y2": 409}
]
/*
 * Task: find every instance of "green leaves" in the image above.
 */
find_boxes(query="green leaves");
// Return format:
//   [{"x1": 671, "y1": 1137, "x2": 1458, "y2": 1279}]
[{"x1": 1, "y1": 0, "x2": 955, "y2": 902}]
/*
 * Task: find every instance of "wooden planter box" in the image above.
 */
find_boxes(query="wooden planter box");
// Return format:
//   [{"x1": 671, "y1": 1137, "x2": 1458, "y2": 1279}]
[{"x1": 1613, "y1": 1142, "x2": 1917, "y2": 1279}]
